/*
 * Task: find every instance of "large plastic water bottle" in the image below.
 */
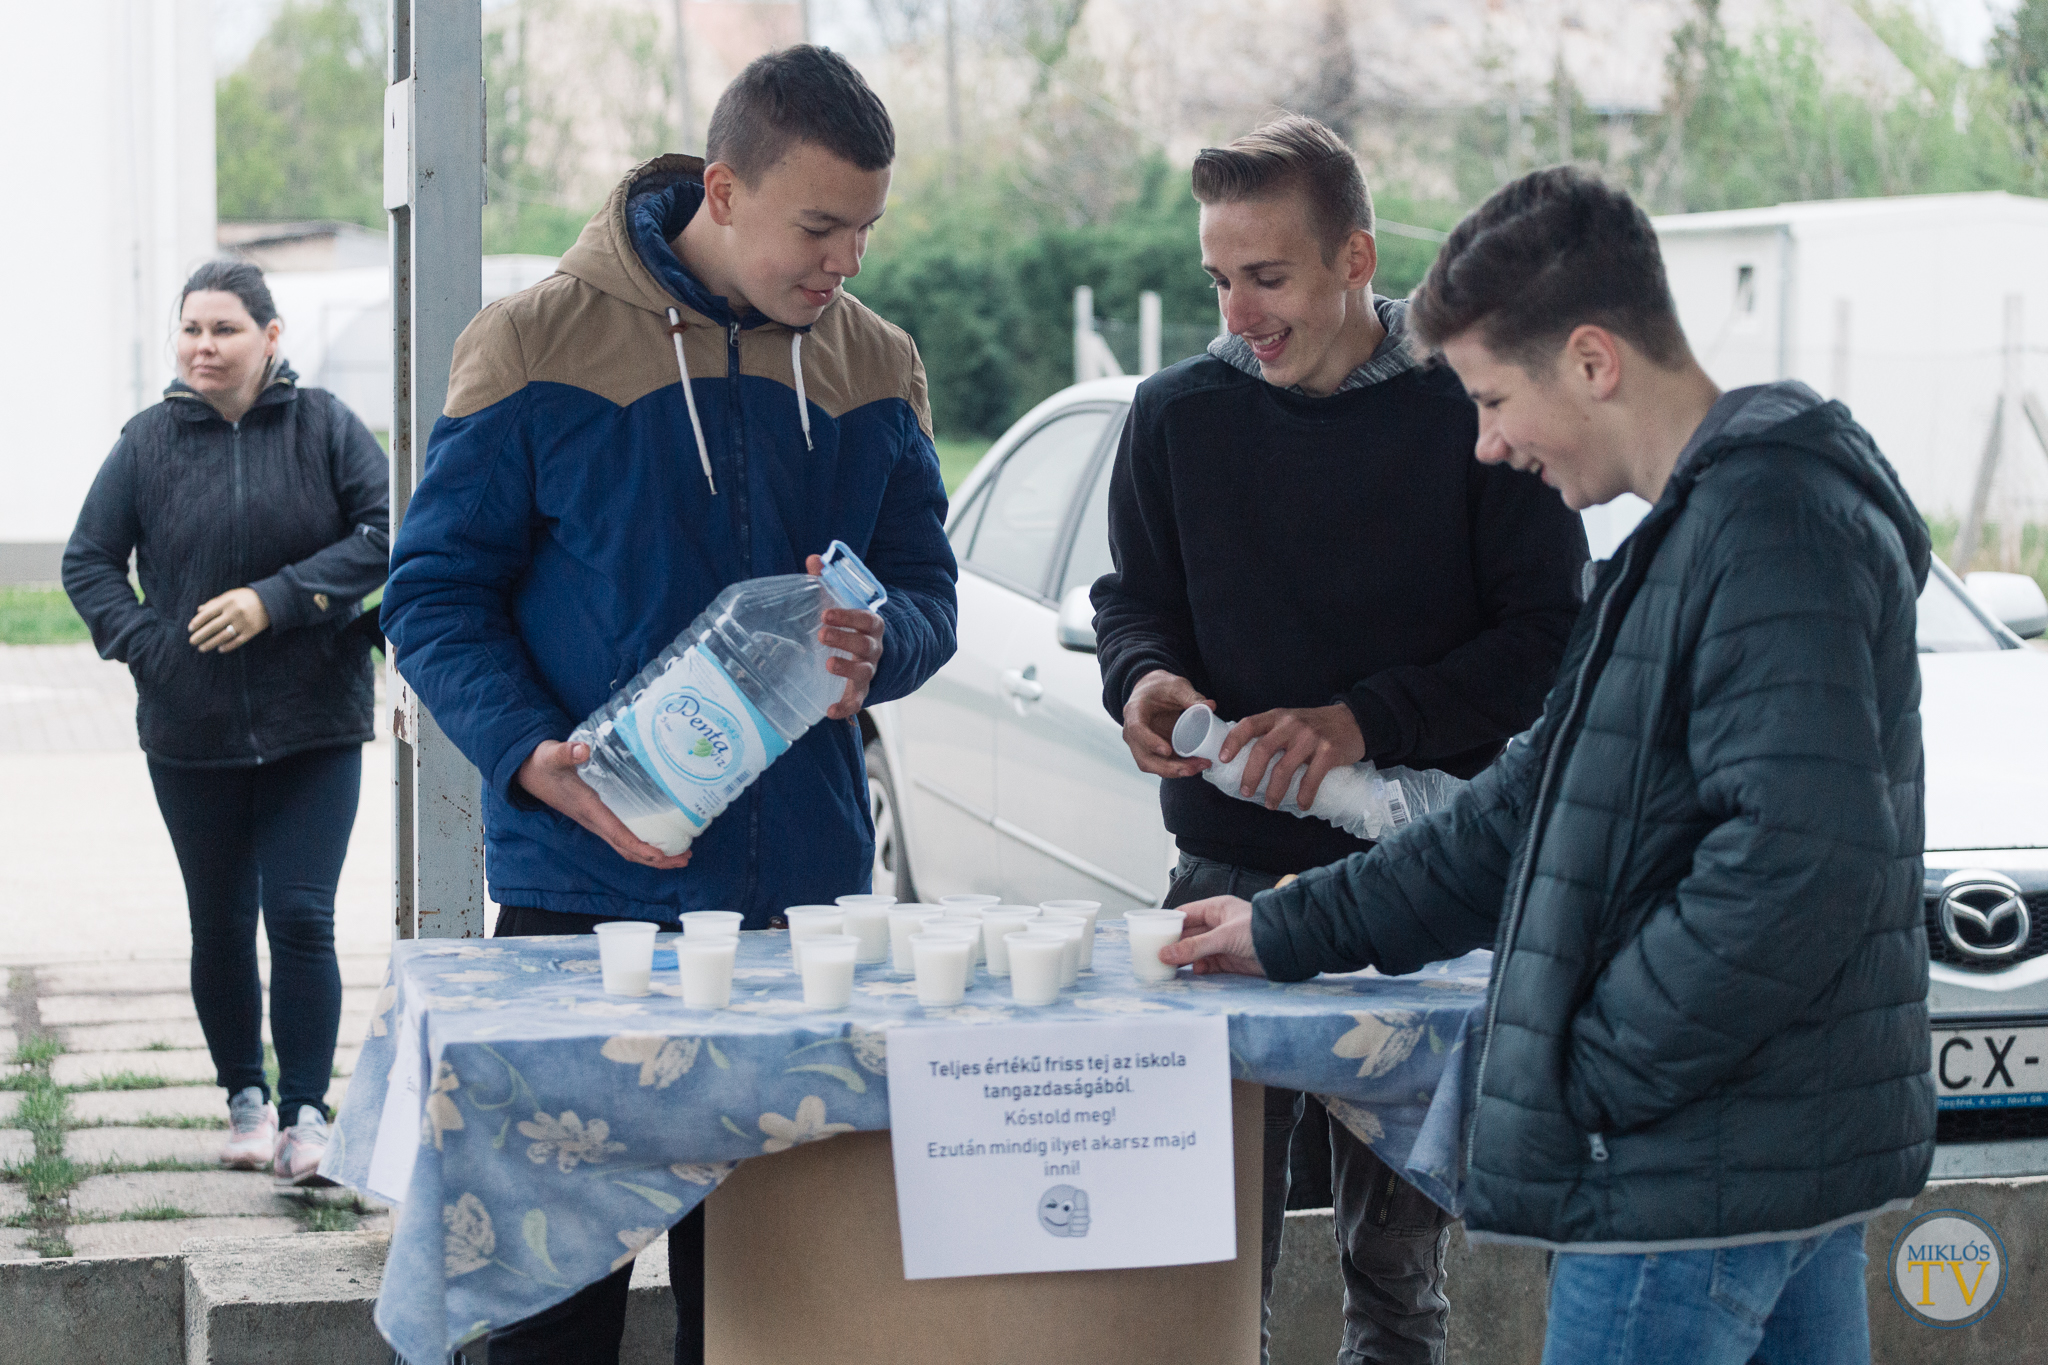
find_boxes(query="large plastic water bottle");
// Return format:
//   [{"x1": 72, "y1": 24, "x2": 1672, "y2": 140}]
[
  {"x1": 569, "y1": 541, "x2": 888, "y2": 855},
  {"x1": 1171, "y1": 704, "x2": 1465, "y2": 841}
]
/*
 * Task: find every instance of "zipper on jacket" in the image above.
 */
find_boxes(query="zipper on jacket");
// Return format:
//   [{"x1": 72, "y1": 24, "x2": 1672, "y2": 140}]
[
  {"x1": 726, "y1": 318, "x2": 762, "y2": 909},
  {"x1": 1464, "y1": 536, "x2": 1638, "y2": 1174},
  {"x1": 230, "y1": 420, "x2": 262, "y2": 762},
  {"x1": 1586, "y1": 1132, "x2": 1609, "y2": 1163}
]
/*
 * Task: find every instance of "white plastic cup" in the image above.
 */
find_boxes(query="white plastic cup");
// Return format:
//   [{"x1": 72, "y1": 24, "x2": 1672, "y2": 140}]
[
  {"x1": 931, "y1": 912, "x2": 987, "y2": 967},
  {"x1": 680, "y1": 911, "x2": 743, "y2": 939},
  {"x1": 839, "y1": 900, "x2": 893, "y2": 964},
  {"x1": 888, "y1": 906, "x2": 942, "y2": 972},
  {"x1": 910, "y1": 933, "x2": 972, "y2": 1006},
  {"x1": 1005, "y1": 931, "x2": 1066, "y2": 1007},
  {"x1": 939, "y1": 893, "x2": 1000, "y2": 910},
  {"x1": 836, "y1": 893, "x2": 898, "y2": 910},
  {"x1": 1034, "y1": 915, "x2": 1087, "y2": 987},
  {"x1": 594, "y1": 921, "x2": 658, "y2": 996},
  {"x1": 1125, "y1": 910, "x2": 1187, "y2": 983},
  {"x1": 784, "y1": 906, "x2": 846, "y2": 969},
  {"x1": 1040, "y1": 900, "x2": 1103, "y2": 969},
  {"x1": 946, "y1": 907, "x2": 993, "y2": 965},
  {"x1": 980, "y1": 906, "x2": 1041, "y2": 976},
  {"x1": 676, "y1": 937, "x2": 737, "y2": 1008},
  {"x1": 800, "y1": 934, "x2": 860, "y2": 1009}
]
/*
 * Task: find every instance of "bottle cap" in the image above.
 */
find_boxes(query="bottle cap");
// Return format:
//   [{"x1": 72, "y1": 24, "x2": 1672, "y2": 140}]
[{"x1": 819, "y1": 540, "x2": 889, "y2": 613}]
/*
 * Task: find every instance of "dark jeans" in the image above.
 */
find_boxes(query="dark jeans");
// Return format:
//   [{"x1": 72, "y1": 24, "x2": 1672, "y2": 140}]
[
  {"x1": 148, "y1": 744, "x2": 359, "y2": 1121},
  {"x1": 1165, "y1": 854, "x2": 1454, "y2": 1365},
  {"x1": 485, "y1": 905, "x2": 703, "y2": 1365}
]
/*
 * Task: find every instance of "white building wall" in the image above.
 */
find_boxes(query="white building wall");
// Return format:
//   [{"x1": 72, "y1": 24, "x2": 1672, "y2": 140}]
[
  {"x1": 0, "y1": 0, "x2": 217, "y2": 552},
  {"x1": 1658, "y1": 195, "x2": 2048, "y2": 522}
]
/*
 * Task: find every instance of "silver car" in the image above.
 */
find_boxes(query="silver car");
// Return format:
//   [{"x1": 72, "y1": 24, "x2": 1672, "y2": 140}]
[{"x1": 858, "y1": 380, "x2": 2048, "y2": 1178}]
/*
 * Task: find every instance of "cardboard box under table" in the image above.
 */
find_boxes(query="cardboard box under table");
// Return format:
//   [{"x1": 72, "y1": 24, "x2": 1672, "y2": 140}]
[
  {"x1": 705, "y1": 1081, "x2": 1264, "y2": 1365},
  {"x1": 324, "y1": 931, "x2": 1489, "y2": 1364}
]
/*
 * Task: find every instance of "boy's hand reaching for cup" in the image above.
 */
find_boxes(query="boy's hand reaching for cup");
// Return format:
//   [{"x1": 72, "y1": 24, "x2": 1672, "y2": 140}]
[
  {"x1": 517, "y1": 739, "x2": 694, "y2": 869},
  {"x1": 1160, "y1": 895, "x2": 1266, "y2": 977},
  {"x1": 808, "y1": 553, "x2": 885, "y2": 719}
]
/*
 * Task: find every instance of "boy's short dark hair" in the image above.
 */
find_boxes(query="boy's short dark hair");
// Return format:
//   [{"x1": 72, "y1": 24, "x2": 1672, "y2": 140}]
[
  {"x1": 1409, "y1": 166, "x2": 1688, "y2": 372},
  {"x1": 705, "y1": 45, "x2": 894, "y2": 184},
  {"x1": 1190, "y1": 115, "x2": 1373, "y2": 265}
]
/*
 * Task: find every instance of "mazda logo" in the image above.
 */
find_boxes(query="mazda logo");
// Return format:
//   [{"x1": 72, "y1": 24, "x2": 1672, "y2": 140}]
[{"x1": 1939, "y1": 870, "x2": 2031, "y2": 961}]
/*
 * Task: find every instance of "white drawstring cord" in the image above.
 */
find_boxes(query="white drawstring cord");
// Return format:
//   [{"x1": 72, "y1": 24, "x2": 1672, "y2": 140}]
[
  {"x1": 666, "y1": 307, "x2": 717, "y2": 496},
  {"x1": 791, "y1": 331, "x2": 813, "y2": 451}
]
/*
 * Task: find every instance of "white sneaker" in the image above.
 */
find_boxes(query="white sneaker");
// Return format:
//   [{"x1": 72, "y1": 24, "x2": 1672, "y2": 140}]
[
  {"x1": 274, "y1": 1105, "x2": 337, "y2": 1187},
  {"x1": 221, "y1": 1086, "x2": 278, "y2": 1170}
]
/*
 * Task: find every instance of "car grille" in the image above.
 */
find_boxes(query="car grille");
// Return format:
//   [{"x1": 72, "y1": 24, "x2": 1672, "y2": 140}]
[
  {"x1": 1922, "y1": 892, "x2": 2048, "y2": 972},
  {"x1": 1938, "y1": 1107, "x2": 2048, "y2": 1143}
]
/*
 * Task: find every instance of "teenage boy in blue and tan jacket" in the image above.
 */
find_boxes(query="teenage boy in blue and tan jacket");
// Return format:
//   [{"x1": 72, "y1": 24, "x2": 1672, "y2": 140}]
[{"x1": 382, "y1": 46, "x2": 956, "y2": 1365}]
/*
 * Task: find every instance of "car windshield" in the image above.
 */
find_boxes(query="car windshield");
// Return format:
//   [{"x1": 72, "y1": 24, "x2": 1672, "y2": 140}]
[{"x1": 1918, "y1": 568, "x2": 2005, "y2": 653}]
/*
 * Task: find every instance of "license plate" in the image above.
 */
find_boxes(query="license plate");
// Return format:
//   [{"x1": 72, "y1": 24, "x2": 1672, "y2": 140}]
[{"x1": 1934, "y1": 1024, "x2": 2048, "y2": 1110}]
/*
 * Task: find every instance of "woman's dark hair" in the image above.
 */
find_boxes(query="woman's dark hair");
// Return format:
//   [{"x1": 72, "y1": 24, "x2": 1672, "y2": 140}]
[
  {"x1": 1408, "y1": 166, "x2": 1688, "y2": 372},
  {"x1": 180, "y1": 259, "x2": 279, "y2": 328},
  {"x1": 705, "y1": 45, "x2": 894, "y2": 184}
]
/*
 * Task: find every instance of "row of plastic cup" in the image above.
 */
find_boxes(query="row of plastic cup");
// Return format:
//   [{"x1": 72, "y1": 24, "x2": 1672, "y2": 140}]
[{"x1": 591, "y1": 893, "x2": 1189, "y2": 1007}]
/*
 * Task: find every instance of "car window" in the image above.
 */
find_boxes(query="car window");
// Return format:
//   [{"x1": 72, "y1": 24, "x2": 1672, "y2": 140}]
[
  {"x1": 967, "y1": 407, "x2": 1115, "y2": 596},
  {"x1": 1919, "y1": 570, "x2": 2003, "y2": 653},
  {"x1": 947, "y1": 480, "x2": 989, "y2": 554},
  {"x1": 1058, "y1": 441, "x2": 1117, "y2": 599}
]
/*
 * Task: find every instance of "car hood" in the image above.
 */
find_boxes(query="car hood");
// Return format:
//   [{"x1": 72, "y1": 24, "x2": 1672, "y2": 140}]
[{"x1": 1921, "y1": 647, "x2": 2048, "y2": 851}]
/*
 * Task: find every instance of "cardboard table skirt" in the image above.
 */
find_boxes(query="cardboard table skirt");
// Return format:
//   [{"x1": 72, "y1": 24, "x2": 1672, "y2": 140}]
[{"x1": 705, "y1": 1081, "x2": 1265, "y2": 1365}]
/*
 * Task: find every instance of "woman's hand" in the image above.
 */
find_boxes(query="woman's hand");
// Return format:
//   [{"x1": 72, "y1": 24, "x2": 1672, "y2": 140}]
[{"x1": 189, "y1": 588, "x2": 271, "y2": 653}]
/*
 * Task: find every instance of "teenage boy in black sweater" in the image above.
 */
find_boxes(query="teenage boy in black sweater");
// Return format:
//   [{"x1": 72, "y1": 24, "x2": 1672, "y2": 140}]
[{"x1": 1091, "y1": 116, "x2": 1586, "y2": 1363}]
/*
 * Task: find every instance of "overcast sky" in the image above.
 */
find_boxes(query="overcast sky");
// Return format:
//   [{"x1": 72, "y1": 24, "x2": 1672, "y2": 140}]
[{"x1": 211, "y1": 0, "x2": 2027, "y2": 77}]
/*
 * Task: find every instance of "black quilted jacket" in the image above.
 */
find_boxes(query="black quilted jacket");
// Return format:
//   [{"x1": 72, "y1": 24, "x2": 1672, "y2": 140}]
[
  {"x1": 63, "y1": 369, "x2": 390, "y2": 767},
  {"x1": 1254, "y1": 386, "x2": 1935, "y2": 1249}
]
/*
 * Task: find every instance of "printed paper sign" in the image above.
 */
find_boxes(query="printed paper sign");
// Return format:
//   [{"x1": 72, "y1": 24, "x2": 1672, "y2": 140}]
[{"x1": 885, "y1": 1014, "x2": 1234, "y2": 1279}]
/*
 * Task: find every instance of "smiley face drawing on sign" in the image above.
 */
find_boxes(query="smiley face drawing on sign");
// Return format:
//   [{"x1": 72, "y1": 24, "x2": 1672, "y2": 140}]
[{"x1": 1038, "y1": 1186, "x2": 1090, "y2": 1238}]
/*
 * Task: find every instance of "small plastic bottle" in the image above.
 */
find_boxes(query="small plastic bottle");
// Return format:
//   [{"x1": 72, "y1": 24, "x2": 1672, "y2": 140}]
[
  {"x1": 569, "y1": 542, "x2": 888, "y2": 855},
  {"x1": 1170, "y1": 704, "x2": 1466, "y2": 840}
]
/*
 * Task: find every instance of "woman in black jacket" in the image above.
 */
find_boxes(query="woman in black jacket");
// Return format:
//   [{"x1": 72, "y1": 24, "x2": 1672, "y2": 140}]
[{"x1": 63, "y1": 261, "x2": 388, "y2": 1183}]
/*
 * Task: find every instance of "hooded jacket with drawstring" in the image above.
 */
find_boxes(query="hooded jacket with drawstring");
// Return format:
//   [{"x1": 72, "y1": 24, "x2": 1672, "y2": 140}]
[{"x1": 380, "y1": 155, "x2": 958, "y2": 925}]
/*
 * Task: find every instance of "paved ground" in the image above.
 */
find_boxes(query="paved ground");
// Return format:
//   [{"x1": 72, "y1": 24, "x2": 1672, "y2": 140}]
[{"x1": 1, "y1": 644, "x2": 405, "y2": 1258}]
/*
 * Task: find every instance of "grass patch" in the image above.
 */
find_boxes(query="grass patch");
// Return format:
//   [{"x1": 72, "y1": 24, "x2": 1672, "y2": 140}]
[
  {"x1": 287, "y1": 1188, "x2": 379, "y2": 1234},
  {"x1": 13, "y1": 1086, "x2": 68, "y2": 1136},
  {"x1": 26, "y1": 1231, "x2": 72, "y2": 1257},
  {"x1": 14, "y1": 1154, "x2": 77, "y2": 1204},
  {"x1": 141, "y1": 1041, "x2": 176, "y2": 1053},
  {"x1": 118, "y1": 1203, "x2": 197, "y2": 1222},
  {"x1": 264, "y1": 1042, "x2": 279, "y2": 1098},
  {"x1": 933, "y1": 437, "x2": 992, "y2": 494},
  {"x1": 78, "y1": 1115, "x2": 225, "y2": 1131},
  {"x1": 297, "y1": 1202, "x2": 358, "y2": 1233},
  {"x1": 65, "y1": 1071, "x2": 185, "y2": 1092},
  {"x1": 0, "y1": 586, "x2": 89, "y2": 645},
  {"x1": 11, "y1": 1036, "x2": 62, "y2": 1068}
]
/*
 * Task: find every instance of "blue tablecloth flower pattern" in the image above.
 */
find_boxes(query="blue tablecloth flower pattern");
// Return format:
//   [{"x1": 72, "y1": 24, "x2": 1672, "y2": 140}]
[{"x1": 322, "y1": 927, "x2": 1490, "y2": 1363}]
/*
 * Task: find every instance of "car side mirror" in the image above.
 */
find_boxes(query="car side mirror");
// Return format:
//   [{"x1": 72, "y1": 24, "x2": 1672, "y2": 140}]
[
  {"x1": 1055, "y1": 585, "x2": 1097, "y2": 654},
  {"x1": 1965, "y1": 571, "x2": 2048, "y2": 639}
]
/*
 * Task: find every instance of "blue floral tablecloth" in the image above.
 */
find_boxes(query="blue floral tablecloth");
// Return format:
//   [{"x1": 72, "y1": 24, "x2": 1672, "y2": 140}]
[{"x1": 322, "y1": 925, "x2": 1491, "y2": 1362}]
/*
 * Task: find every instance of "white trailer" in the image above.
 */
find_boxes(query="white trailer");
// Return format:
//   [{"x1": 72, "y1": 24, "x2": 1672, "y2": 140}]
[{"x1": 1653, "y1": 193, "x2": 2048, "y2": 530}]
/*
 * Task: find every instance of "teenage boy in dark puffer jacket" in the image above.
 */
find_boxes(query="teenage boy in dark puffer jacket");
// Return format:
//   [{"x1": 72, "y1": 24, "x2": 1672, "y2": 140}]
[{"x1": 1167, "y1": 167, "x2": 1933, "y2": 1364}]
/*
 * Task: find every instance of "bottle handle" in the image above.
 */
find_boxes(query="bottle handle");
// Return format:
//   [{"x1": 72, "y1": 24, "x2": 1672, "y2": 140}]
[{"x1": 819, "y1": 540, "x2": 890, "y2": 613}]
